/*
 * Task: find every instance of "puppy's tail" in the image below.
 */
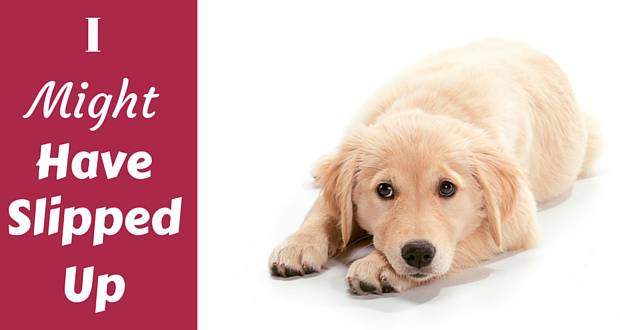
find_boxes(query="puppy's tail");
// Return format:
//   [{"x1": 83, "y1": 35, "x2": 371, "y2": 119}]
[{"x1": 579, "y1": 115, "x2": 602, "y2": 179}]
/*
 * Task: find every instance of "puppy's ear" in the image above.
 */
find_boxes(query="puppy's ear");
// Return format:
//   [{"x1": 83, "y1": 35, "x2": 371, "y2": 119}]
[
  {"x1": 315, "y1": 134, "x2": 362, "y2": 248},
  {"x1": 473, "y1": 144, "x2": 522, "y2": 250},
  {"x1": 311, "y1": 154, "x2": 336, "y2": 184}
]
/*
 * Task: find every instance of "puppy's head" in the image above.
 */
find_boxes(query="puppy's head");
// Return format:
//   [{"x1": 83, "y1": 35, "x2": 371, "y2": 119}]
[{"x1": 317, "y1": 110, "x2": 521, "y2": 281}]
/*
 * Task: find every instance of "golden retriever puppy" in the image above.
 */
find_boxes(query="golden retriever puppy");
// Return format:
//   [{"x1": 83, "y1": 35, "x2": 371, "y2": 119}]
[{"x1": 269, "y1": 39, "x2": 600, "y2": 295}]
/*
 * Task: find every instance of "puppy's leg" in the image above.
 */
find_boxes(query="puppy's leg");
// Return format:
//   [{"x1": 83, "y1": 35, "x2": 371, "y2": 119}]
[
  {"x1": 269, "y1": 197, "x2": 343, "y2": 277},
  {"x1": 346, "y1": 250, "x2": 417, "y2": 295}
]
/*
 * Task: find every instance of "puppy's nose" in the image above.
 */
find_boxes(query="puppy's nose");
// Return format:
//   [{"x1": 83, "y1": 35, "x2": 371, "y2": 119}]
[{"x1": 401, "y1": 241, "x2": 436, "y2": 268}]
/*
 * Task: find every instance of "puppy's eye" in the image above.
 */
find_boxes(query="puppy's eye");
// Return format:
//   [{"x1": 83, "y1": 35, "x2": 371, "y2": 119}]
[
  {"x1": 438, "y1": 180, "x2": 456, "y2": 198},
  {"x1": 376, "y1": 183, "x2": 394, "y2": 199}
]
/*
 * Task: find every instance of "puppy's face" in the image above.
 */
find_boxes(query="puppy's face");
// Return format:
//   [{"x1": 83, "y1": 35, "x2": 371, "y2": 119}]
[{"x1": 319, "y1": 110, "x2": 519, "y2": 282}]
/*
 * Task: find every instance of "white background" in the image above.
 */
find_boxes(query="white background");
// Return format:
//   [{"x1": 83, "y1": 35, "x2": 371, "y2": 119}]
[{"x1": 200, "y1": 1, "x2": 620, "y2": 329}]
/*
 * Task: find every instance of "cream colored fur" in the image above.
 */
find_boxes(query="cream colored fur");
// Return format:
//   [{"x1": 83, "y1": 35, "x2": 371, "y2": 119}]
[{"x1": 269, "y1": 39, "x2": 600, "y2": 295}]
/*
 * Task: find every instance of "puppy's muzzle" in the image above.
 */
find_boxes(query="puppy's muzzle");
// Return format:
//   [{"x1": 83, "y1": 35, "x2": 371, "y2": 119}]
[{"x1": 401, "y1": 240, "x2": 436, "y2": 269}]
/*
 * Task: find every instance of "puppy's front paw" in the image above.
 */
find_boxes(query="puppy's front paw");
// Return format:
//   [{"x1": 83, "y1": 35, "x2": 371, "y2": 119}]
[
  {"x1": 269, "y1": 235, "x2": 329, "y2": 278},
  {"x1": 346, "y1": 251, "x2": 414, "y2": 295}
]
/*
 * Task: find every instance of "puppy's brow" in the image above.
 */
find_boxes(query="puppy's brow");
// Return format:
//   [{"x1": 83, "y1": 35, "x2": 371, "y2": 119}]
[{"x1": 439, "y1": 164, "x2": 465, "y2": 188}]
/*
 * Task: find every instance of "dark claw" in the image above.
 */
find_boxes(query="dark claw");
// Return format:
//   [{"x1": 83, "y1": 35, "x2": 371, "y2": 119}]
[
  {"x1": 346, "y1": 278, "x2": 357, "y2": 293},
  {"x1": 302, "y1": 265, "x2": 317, "y2": 275},
  {"x1": 284, "y1": 267, "x2": 302, "y2": 277},
  {"x1": 347, "y1": 278, "x2": 362, "y2": 295},
  {"x1": 270, "y1": 264, "x2": 280, "y2": 276},
  {"x1": 359, "y1": 281, "x2": 378, "y2": 293},
  {"x1": 381, "y1": 283, "x2": 395, "y2": 293}
]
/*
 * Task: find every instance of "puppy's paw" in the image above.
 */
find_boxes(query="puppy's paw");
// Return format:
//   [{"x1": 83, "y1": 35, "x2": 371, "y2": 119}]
[
  {"x1": 269, "y1": 235, "x2": 329, "y2": 278},
  {"x1": 346, "y1": 251, "x2": 414, "y2": 295}
]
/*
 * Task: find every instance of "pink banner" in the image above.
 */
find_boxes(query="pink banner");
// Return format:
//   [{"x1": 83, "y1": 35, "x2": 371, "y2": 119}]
[{"x1": 1, "y1": 1, "x2": 197, "y2": 328}]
